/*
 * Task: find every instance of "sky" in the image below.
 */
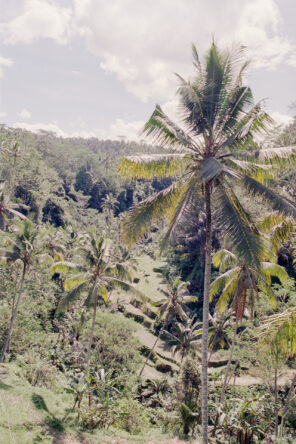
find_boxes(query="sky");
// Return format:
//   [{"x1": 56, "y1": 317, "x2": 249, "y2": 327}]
[{"x1": 0, "y1": 0, "x2": 296, "y2": 141}]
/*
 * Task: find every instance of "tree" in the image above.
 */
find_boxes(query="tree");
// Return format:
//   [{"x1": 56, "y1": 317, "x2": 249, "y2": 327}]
[
  {"x1": 164, "y1": 317, "x2": 201, "y2": 365},
  {"x1": 259, "y1": 306, "x2": 296, "y2": 437},
  {"x1": 51, "y1": 230, "x2": 139, "y2": 370},
  {"x1": 139, "y1": 278, "x2": 196, "y2": 376},
  {"x1": 101, "y1": 193, "x2": 119, "y2": 231},
  {"x1": 0, "y1": 182, "x2": 27, "y2": 230},
  {"x1": 0, "y1": 221, "x2": 50, "y2": 362},
  {"x1": 210, "y1": 247, "x2": 288, "y2": 403},
  {"x1": 119, "y1": 42, "x2": 296, "y2": 442}
]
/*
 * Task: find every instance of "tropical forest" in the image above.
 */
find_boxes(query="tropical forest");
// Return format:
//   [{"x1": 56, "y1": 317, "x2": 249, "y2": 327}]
[{"x1": 1, "y1": 44, "x2": 296, "y2": 444}]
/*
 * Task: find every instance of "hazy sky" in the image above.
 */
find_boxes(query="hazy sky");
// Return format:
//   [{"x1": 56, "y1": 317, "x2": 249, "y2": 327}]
[{"x1": 0, "y1": 0, "x2": 295, "y2": 141}]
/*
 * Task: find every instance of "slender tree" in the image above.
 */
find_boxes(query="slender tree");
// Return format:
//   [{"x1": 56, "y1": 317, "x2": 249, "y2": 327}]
[
  {"x1": 119, "y1": 43, "x2": 296, "y2": 442},
  {"x1": 139, "y1": 278, "x2": 196, "y2": 376},
  {"x1": 0, "y1": 221, "x2": 50, "y2": 362},
  {"x1": 164, "y1": 317, "x2": 201, "y2": 366},
  {"x1": 51, "y1": 230, "x2": 140, "y2": 370}
]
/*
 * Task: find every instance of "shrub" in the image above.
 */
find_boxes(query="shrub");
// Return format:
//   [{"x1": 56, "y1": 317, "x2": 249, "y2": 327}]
[{"x1": 114, "y1": 397, "x2": 150, "y2": 435}]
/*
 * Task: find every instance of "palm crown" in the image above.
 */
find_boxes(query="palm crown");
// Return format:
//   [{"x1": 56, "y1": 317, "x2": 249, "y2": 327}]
[
  {"x1": 210, "y1": 247, "x2": 288, "y2": 320},
  {"x1": 119, "y1": 43, "x2": 296, "y2": 266}
]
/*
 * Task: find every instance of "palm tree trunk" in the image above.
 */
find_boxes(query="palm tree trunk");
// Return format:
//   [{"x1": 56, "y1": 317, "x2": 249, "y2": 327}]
[
  {"x1": 85, "y1": 294, "x2": 98, "y2": 371},
  {"x1": 220, "y1": 316, "x2": 239, "y2": 404},
  {"x1": 201, "y1": 182, "x2": 212, "y2": 444},
  {"x1": 0, "y1": 264, "x2": 26, "y2": 363},
  {"x1": 139, "y1": 330, "x2": 162, "y2": 377},
  {"x1": 139, "y1": 313, "x2": 169, "y2": 377},
  {"x1": 274, "y1": 364, "x2": 279, "y2": 437}
]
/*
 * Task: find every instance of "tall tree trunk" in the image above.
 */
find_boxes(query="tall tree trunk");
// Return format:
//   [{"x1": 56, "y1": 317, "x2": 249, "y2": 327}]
[
  {"x1": 139, "y1": 329, "x2": 162, "y2": 377},
  {"x1": 274, "y1": 364, "x2": 279, "y2": 437},
  {"x1": 0, "y1": 264, "x2": 26, "y2": 363},
  {"x1": 201, "y1": 182, "x2": 212, "y2": 444},
  {"x1": 220, "y1": 316, "x2": 239, "y2": 404},
  {"x1": 85, "y1": 294, "x2": 98, "y2": 371},
  {"x1": 139, "y1": 312, "x2": 170, "y2": 377}
]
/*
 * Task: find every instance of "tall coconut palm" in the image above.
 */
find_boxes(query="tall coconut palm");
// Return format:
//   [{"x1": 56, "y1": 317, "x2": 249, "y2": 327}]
[
  {"x1": 0, "y1": 221, "x2": 50, "y2": 362},
  {"x1": 119, "y1": 43, "x2": 296, "y2": 442},
  {"x1": 51, "y1": 230, "x2": 140, "y2": 369},
  {"x1": 139, "y1": 278, "x2": 196, "y2": 376}
]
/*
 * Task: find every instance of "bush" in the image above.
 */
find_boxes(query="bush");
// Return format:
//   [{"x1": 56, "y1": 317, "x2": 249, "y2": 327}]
[
  {"x1": 17, "y1": 350, "x2": 64, "y2": 391},
  {"x1": 114, "y1": 397, "x2": 150, "y2": 435},
  {"x1": 84, "y1": 312, "x2": 142, "y2": 378},
  {"x1": 79, "y1": 404, "x2": 114, "y2": 431}
]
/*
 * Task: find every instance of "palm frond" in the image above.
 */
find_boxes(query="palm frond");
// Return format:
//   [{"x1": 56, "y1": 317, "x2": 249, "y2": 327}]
[
  {"x1": 210, "y1": 267, "x2": 240, "y2": 299},
  {"x1": 57, "y1": 282, "x2": 88, "y2": 312},
  {"x1": 142, "y1": 104, "x2": 200, "y2": 153},
  {"x1": 64, "y1": 274, "x2": 88, "y2": 291},
  {"x1": 118, "y1": 154, "x2": 187, "y2": 179},
  {"x1": 160, "y1": 179, "x2": 197, "y2": 250},
  {"x1": 260, "y1": 262, "x2": 288, "y2": 285},
  {"x1": 50, "y1": 261, "x2": 82, "y2": 274},
  {"x1": 214, "y1": 184, "x2": 263, "y2": 268},
  {"x1": 243, "y1": 175, "x2": 296, "y2": 219},
  {"x1": 121, "y1": 181, "x2": 184, "y2": 246},
  {"x1": 212, "y1": 249, "x2": 237, "y2": 272},
  {"x1": 258, "y1": 146, "x2": 296, "y2": 165}
]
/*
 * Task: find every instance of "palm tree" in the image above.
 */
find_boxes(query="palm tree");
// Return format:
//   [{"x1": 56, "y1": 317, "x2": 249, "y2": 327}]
[
  {"x1": 164, "y1": 317, "x2": 201, "y2": 365},
  {"x1": 0, "y1": 221, "x2": 50, "y2": 362},
  {"x1": 139, "y1": 278, "x2": 196, "y2": 376},
  {"x1": 119, "y1": 42, "x2": 296, "y2": 442},
  {"x1": 40, "y1": 224, "x2": 67, "y2": 261},
  {"x1": 51, "y1": 230, "x2": 139, "y2": 369},
  {"x1": 210, "y1": 247, "x2": 288, "y2": 403},
  {"x1": 0, "y1": 182, "x2": 27, "y2": 230},
  {"x1": 207, "y1": 311, "x2": 232, "y2": 362},
  {"x1": 101, "y1": 193, "x2": 119, "y2": 231}
]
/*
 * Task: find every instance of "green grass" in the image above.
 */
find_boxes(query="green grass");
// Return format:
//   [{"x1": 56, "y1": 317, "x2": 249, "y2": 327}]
[{"x1": 0, "y1": 363, "x2": 174, "y2": 444}]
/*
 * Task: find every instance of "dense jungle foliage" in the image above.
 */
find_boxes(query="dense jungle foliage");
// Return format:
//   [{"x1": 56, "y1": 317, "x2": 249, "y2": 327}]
[{"x1": 1, "y1": 47, "x2": 296, "y2": 443}]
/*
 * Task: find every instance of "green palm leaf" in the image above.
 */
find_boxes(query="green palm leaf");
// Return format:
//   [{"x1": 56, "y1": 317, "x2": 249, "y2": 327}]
[
  {"x1": 215, "y1": 184, "x2": 263, "y2": 268},
  {"x1": 50, "y1": 261, "x2": 82, "y2": 274},
  {"x1": 121, "y1": 182, "x2": 184, "y2": 245},
  {"x1": 243, "y1": 175, "x2": 296, "y2": 218},
  {"x1": 118, "y1": 154, "x2": 187, "y2": 179},
  {"x1": 210, "y1": 267, "x2": 240, "y2": 300},
  {"x1": 57, "y1": 282, "x2": 89, "y2": 312},
  {"x1": 64, "y1": 274, "x2": 88, "y2": 291}
]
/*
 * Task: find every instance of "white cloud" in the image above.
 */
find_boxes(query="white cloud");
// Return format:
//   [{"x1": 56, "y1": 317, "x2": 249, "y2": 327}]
[
  {"x1": 0, "y1": 111, "x2": 7, "y2": 119},
  {"x1": 12, "y1": 117, "x2": 145, "y2": 141},
  {"x1": 72, "y1": 0, "x2": 295, "y2": 101},
  {"x1": 108, "y1": 118, "x2": 144, "y2": 141},
  {"x1": 12, "y1": 121, "x2": 69, "y2": 137},
  {"x1": 2, "y1": 0, "x2": 295, "y2": 105},
  {"x1": 0, "y1": 55, "x2": 13, "y2": 78},
  {"x1": 18, "y1": 108, "x2": 31, "y2": 119},
  {"x1": 270, "y1": 111, "x2": 293, "y2": 126},
  {"x1": 0, "y1": 0, "x2": 73, "y2": 45}
]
